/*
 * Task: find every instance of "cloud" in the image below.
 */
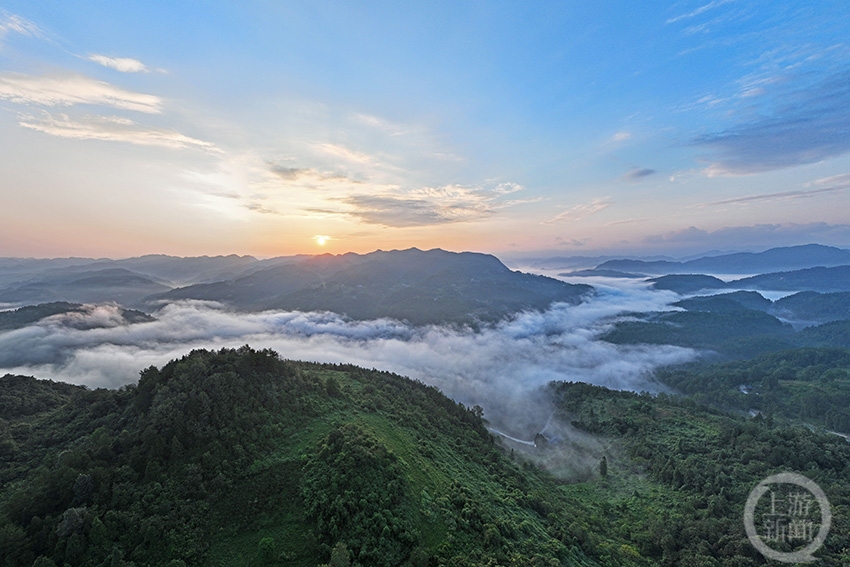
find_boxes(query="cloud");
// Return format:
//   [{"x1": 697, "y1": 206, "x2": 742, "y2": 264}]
[
  {"x1": 270, "y1": 166, "x2": 310, "y2": 181},
  {"x1": 329, "y1": 183, "x2": 526, "y2": 227},
  {"x1": 696, "y1": 185, "x2": 847, "y2": 208},
  {"x1": 0, "y1": 72, "x2": 163, "y2": 113},
  {"x1": 269, "y1": 163, "x2": 355, "y2": 184},
  {"x1": 353, "y1": 113, "x2": 408, "y2": 136},
  {"x1": 694, "y1": 68, "x2": 850, "y2": 175},
  {"x1": 88, "y1": 54, "x2": 149, "y2": 73},
  {"x1": 245, "y1": 202, "x2": 280, "y2": 215},
  {"x1": 315, "y1": 143, "x2": 377, "y2": 166},
  {"x1": 342, "y1": 195, "x2": 454, "y2": 226},
  {"x1": 605, "y1": 218, "x2": 650, "y2": 227},
  {"x1": 642, "y1": 222, "x2": 850, "y2": 254},
  {"x1": 666, "y1": 0, "x2": 735, "y2": 24},
  {"x1": 621, "y1": 167, "x2": 656, "y2": 182},
  {"x1": 555, "y1": 237, "x2": 591, "y2": 248},
  {"x1": 544, "y1": 197, "x2": 613, "y2": 224},
  {"x1": 0, "y1": 13, "x2": 42, "y2": 40},
  {"x1": 610, "y1": 131, "x2": 631, "y2": 142},
  {"x1": 0, "y1": 285, "x2": 694, "y2": 436},
  {"x1": 806, "y1": 172, "x2": 850, "y2": 190},
  {"x1": 18, "y1": 112, "x2": 217, "y2": 151},
  {"x1": 644, "y1": 226, "x2": 709, "y2": 244}
]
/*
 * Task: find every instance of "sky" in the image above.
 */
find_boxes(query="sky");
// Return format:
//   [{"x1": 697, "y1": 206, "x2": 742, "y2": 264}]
[{"x1": 1, "y1": 1, "x2": 850, "y2": 259}]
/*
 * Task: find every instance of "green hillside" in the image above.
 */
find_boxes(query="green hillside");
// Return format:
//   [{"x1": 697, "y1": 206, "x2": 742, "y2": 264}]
[
  {"x1": 0, "y1": 348, "x2": 610, "y2": 567},
  {"x1": 550, "y1": 380, "x2": 850, "y2": 566},
  {"x1": 3, "y1": 347, "x2": 850, "y2": 566},
  {"x1": 600, "y1": 291, "x2": 850, "y2": 358},
  {"x1": 657, "y1": 348, "x2": 850, "y2": 431},
  {"x1": 600, "y1": 309, "x2": 796, "y2": 359}
]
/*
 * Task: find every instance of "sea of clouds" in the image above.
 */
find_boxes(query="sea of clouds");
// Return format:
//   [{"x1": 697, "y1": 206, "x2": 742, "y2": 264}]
[{"x1": 0, "y1": 276, "x2": 695, "y2": 438}]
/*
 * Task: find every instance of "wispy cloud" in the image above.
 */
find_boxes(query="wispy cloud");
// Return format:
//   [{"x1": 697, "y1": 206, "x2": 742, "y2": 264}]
[
  {"x1": 341, "y1": 195, "x2": 461, "y2": 226},
  {"x1": 621, "y1": 167, "x2": 656, "y2": 182},
  {"x1": 245, "y1": 202, "x2": 280, "y2": 215},
  {"x1": 88, "y1": 54, "x2": 150, "y2": 73},
  {"x1": 806, "y1": 172, "x2": 850, "y2": 189},
  {"x1": 544, "y1": 197, "x2": 613, "y2": 224},
  {"x1": 270, "y1": 166, "x2": 310, "y2": 180},
  {"x1": 0, "y1": 12, "x2": 42, "y2": 41},
  {"x1": 19, "y1": 112, "x2": 217, "y2": 151},
  {"x1": 353, "y1": 112, "x2": 408, "y2": 136},
  {"x1": 311, "y1": 182, "x2": 526, "y2": 227},
  {"x1": 695, "y1": 68, "x2": 850, "y2": 175},
  {"x1": 666, "y1": 0, "x2": 735, "y2": 24},
  {"x1": 315, "y1": 142, "x2": 378, "y2": 166},
  {"x1": 604, "y1": 217, "x2": 650, "y2": 227},
  {"x1": 642, "y1": 222, "x2": 850, "y2": 253},
  {"x1": 269, "y1": 163, "x2": 355, "y2": 184},
  {"x1": 610, "y1": 131, "x2": 631, "y2": 142},
  {"x1": 0, "y1": 72, "x2": 163, "y2": 113},
  {"x1": 695, "y1": 185, "x2": 847, "y2": 208}
]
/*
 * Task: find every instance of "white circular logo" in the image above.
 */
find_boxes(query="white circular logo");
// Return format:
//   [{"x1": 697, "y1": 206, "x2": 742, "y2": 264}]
[{"x1": 744, "y1": 472, "x2": 831, "y2": 563}]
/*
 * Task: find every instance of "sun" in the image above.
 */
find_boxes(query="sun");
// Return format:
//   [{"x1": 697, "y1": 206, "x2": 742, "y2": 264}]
[{"x1": 313, "y1": 235, "x2": 331, "y2": 246}]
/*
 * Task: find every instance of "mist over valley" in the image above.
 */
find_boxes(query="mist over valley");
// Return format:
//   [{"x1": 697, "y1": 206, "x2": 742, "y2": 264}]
[
  {"x1": 4, "y1": 3, "x2": 850, "y2": 562},
  {"x1": 2, "y1": 244, "x2": 849, "y2": 435},
  {"x1": 4, "y1": 246, "x2": 850, "y2": 565}
]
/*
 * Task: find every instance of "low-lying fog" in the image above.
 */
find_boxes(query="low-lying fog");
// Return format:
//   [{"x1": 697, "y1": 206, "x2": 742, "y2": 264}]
[{"x1": 0, "y1": 275, "x2": 696, "y2": 439}]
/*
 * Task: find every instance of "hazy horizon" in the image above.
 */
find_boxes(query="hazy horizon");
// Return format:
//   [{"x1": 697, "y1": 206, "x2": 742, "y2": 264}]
[{"x1": 2, "y1": 240, "x2": 850, "y2": 265}]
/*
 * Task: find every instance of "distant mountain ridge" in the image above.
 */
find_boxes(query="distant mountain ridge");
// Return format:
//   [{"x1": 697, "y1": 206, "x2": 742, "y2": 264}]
[
  {"x1": 0, "y1": 268, "x2": 171, "y2": 306},
  {"x1": 731, "y1": 265, "x2": 850, "y2": 293},
  {"x1": 0, "y1": 253, "x2": 265, "y2": 288},
  {"x1": 1, "y1": 249, "x2": 592, "y2": 326},
  {"x1": 150, "y1": 248, "x2": 593, "y2": 325},
  {"x1": 596, "y1": 244, "x2": 850, "y2": 275}
]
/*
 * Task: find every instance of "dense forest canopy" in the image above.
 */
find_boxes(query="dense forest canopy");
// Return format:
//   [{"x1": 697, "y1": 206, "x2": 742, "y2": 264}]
[{"x1": 1, "y1": 345, "x2": 849, "y2": 566}]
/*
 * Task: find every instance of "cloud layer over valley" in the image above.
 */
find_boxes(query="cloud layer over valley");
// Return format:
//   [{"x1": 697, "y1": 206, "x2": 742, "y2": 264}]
[{"x1": 0, "y1": 281, "x2": 693, "y2": 435}]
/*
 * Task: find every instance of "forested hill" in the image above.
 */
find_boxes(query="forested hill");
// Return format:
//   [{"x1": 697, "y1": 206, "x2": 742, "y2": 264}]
[
  {"x1": 147, "y1": 248, "x2": 592, "y2": 325},
  {"x1": 0, "y1": 347, "x2": 605, "y2": 567},
  {"x1": 2, "y1": 347, "x2": 850, "y2": 565}
]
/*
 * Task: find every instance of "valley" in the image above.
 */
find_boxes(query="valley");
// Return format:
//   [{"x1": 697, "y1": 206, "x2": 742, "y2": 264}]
[{"x1": 1, "y1": 244, "x2": 850, "y2": 566}]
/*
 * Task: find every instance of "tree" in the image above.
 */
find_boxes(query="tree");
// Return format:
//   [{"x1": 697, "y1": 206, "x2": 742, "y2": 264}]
[
  {"x1": 318, "y1": 542, "x2": 350, "y2": 567},
  {"x1": 599, "y1": 456, "x2": 608, "y2": 477},
  {"x1": 325, "y1": 377, "x2": 341, "y2": 398},
  {"x1": 258, "y1": 537, "x2": 276, "y2": 564}
]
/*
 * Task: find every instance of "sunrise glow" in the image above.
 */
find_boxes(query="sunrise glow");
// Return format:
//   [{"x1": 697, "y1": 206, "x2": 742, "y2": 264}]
[{"x1": 0, "y1": 3, "x2": 848, "y2": 259}]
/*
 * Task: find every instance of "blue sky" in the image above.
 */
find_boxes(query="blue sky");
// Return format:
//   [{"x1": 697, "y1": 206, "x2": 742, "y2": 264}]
[{"x1": 1, "y1": 1, "x2": 849, "y2": 258}]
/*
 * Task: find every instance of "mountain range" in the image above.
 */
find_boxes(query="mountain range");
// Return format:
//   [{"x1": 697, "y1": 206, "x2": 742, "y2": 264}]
[
  {"x1": 593, "y1": 243, "x2": 850, "y2": 275},
  {"x1": 644, "y1": 265, "x2": 850, "y2": 295},
  {"x1": 3, "y1": 243, "x2": 850, "y2": 327},
  {"x1": 0, "y1": 249, "x2": 592, "y2": 327}
]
